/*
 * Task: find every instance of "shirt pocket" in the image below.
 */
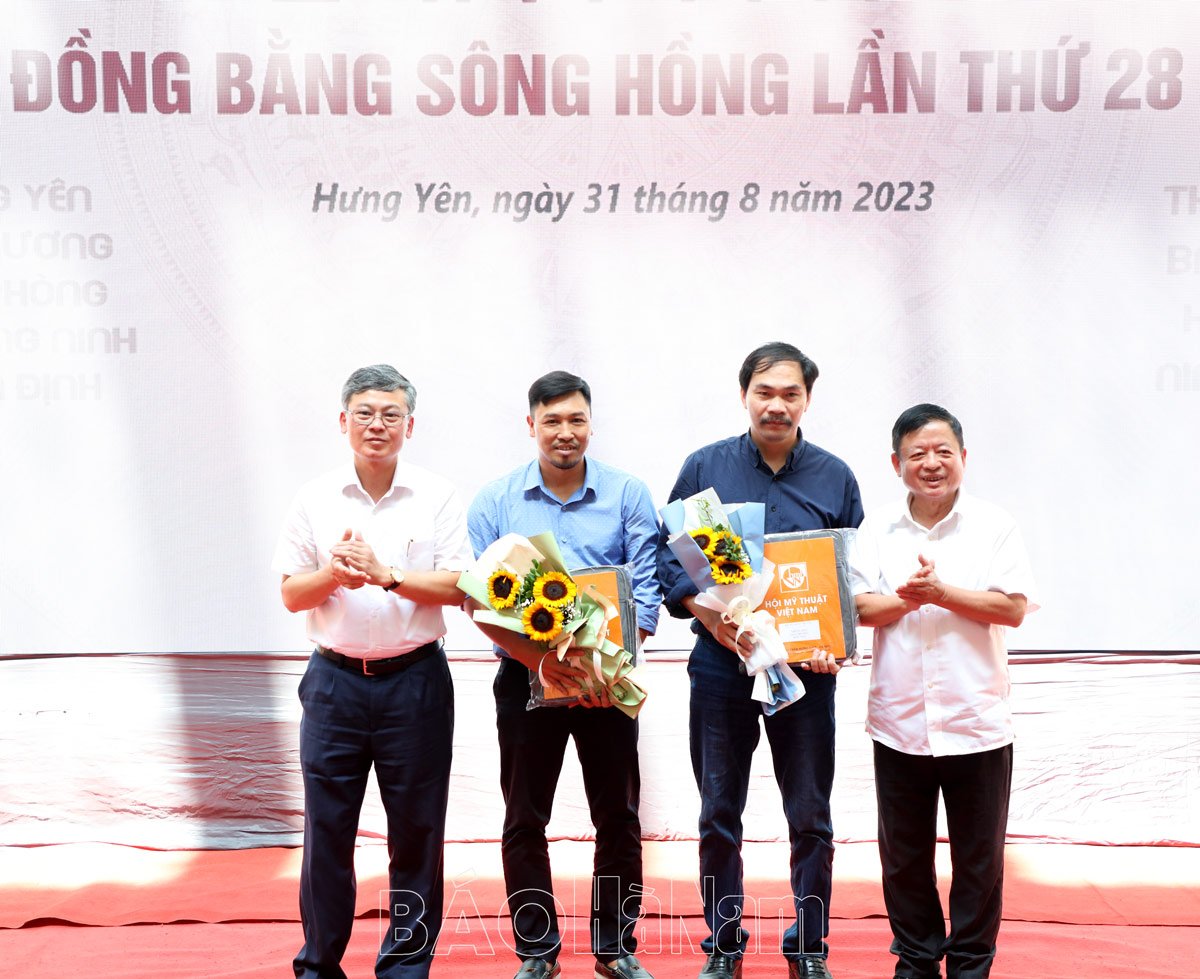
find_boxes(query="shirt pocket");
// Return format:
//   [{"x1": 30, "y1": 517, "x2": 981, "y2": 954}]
[
  {"x1": 403, "y1": 535, "x2": 437, "y2": 571},
  {"x1": 381, "y1": 513, "x2": 437, "y2": 571}
]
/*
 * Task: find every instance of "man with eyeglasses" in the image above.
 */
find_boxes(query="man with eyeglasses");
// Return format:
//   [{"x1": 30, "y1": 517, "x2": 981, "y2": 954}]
[{"x1": 273, "y1": 364, "x2": 472, "y2": 979}]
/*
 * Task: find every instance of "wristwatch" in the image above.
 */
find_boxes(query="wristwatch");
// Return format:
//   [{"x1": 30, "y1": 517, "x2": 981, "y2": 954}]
[{"x1": 383, "y1": 568, "x2": 404, "y2": 592}]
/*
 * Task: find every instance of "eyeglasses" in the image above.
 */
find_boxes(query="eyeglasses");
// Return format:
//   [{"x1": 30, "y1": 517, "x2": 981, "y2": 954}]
[{"x1": 349, "y1": 408, "x2": 409, "y2": 427}]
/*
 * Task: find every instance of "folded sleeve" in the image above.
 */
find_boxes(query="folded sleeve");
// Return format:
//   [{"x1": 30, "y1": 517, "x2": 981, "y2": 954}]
[
  {"x1": 434, "y1": 486, "x2": 473, "y2": 572},
  {"x1": 622, "y1": 478, "x2": 663, "y2": 636},
  {"x1": 986, "y1": 520, "x2": 1038, "y2": 610},
  {"x1": 271, "y1": 491, "x2": 319, "y2": 577},
  {"x1": 847, "y1": 518, "x2": 882, "y2": 597}
]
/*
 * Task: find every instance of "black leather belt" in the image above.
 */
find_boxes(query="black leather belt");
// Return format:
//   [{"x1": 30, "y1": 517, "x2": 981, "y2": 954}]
[{"x1": 317, "y1": 639, "x2": 443, "y2": 677}]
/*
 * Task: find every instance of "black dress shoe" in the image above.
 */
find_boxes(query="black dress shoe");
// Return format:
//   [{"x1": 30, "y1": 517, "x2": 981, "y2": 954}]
[
  {"x1": 595, "y1": 953, "x2": 655, "y2": 979},
  {"x1": 698, "y1": 952, "x2": 743, "y2": 979},
  {"x1": 788, "y1": 956, "x2": 834, "y2": 979},
  {"x1": 514, "y1": 958, "x2": 561, "y2": 979}
]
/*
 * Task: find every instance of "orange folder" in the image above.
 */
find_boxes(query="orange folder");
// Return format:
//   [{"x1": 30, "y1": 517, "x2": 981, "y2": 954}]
[
  {"x1": 535, "y1": 566, "x2": 634, "y2": 705},
  {"x1": 760, "y1": 531, "x2": 857, "y2": 662}
]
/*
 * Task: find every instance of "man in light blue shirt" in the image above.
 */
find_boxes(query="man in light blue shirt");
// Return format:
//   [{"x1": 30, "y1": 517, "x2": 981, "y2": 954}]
[{"x1": 467, "y1": 371, "x2": 661, "y2": 979}]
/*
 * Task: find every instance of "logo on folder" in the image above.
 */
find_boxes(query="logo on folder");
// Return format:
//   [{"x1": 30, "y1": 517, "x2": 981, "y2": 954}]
[{"x1": 777, "y1": 562, "x2": 810, "y2": 593}]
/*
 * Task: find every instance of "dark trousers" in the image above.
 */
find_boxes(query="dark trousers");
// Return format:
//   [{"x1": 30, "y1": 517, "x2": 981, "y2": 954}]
[
  {"x1": 294, "y1": 650, "x2": 454, "y2": 979},
  {"x1": 494, "y1": 656, "x2": 643, "y2": 963},
  {"x1": 688, "y1": 638, "x2": 836, "y2": 961},
  {"x1": 873, "y1": 740, "x2": 1013, "y2": 979}
]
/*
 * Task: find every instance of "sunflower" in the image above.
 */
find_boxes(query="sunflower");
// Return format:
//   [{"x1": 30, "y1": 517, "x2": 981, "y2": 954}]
[
  {"x1": 522, "y1": 602, "x2": 564, "y2": 643},
  {"x1": 712, "y1": 531, "x2": 745, "y2": 561},
  {"x1": 704, "y1": 529, "x2": 732, "y2": 558},
  {"x1": 711, "y1": 559, "x2": 752, "y2": 585},
  {"x1": 532, "y1": 570, "x2": 577, "y2": 608},
  {"x1": 487, "y1": 569, "x2": 519, "y2": 609},
  {"x1": 689, "y1": 526, "x2": 717, "y2": 553}
]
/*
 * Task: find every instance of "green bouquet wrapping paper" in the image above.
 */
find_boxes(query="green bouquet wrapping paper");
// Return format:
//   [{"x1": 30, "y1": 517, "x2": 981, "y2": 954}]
[{"x1": 458, "y1": 531, "x2": 647, "y2": 718}]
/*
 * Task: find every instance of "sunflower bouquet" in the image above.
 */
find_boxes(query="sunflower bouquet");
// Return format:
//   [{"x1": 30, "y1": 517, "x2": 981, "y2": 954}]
[
  {"x1": 485, "y1": 562, "x2": 579, "y2": 642},
  {"x1": 458, "y1": 531, "x2": 647, "y2": 718},
  {"x1": 686, "y1": 498, "x2": 754, "y2": 586},
  {"x1": 660, "y1": 488, "x2": 805, "y2": 715}
]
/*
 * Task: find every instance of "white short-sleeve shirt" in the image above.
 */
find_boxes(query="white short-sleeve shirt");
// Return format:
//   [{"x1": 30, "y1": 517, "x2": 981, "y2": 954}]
[
  {"x1": 849, "y1": 491, "x2": 1037, "y2": 756},
  {"x1": 272, "y1": 461, "x2": 472, "y2": 658}
]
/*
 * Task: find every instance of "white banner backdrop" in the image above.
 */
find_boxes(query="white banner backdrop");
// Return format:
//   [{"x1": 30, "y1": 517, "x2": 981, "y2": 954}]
[{"x1": 1, "y1": 2, "x2": 1198, "y2": 654}]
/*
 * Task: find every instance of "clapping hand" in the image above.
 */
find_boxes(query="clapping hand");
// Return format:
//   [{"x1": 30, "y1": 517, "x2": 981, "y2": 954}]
[
  {"x1": 894, "y1": 553, "x2": 946, "y2": 607},
  {"x1": 329, "y1": 528, "x2": 375, "y2": 589}
]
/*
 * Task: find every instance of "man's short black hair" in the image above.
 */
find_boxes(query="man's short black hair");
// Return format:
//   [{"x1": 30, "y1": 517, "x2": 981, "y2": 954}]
[
  {"x1": 528, "y1": 370, "x2": 592, "y2": 413},
  {"x1": 738, "y1": 342, "x2": 819, "y2": 394},
  {"x1": 892, "y1": 403, "x2": 965, "y2": 455}
]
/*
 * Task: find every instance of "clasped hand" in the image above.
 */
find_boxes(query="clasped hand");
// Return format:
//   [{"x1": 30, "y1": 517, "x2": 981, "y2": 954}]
[
  {"x1": 538, "y1": 652, "x2": 613, "y2": 708},
  {"x1": 695, "y1": 602, "x2": 839, "y2": 674},
  {"x1": 329, "y1": 529, "x2": 387, "y2": 589},
  {"x1": 894, "y1": 553, "x2": 946, "y2": 607}
]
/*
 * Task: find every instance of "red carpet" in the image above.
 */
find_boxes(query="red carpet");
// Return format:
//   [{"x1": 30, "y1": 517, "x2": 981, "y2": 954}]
[
  {"x1": 2, "y1": 841, "x2": 1197, "y2": 978},
  {"x1": 1, "y1": 918, "x2": 1195, "y2": 979}
]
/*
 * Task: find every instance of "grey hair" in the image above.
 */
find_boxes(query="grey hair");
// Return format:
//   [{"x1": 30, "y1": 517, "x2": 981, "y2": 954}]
[{"x1": 341, "y1": 364, "x2": 416, "y2": 412}]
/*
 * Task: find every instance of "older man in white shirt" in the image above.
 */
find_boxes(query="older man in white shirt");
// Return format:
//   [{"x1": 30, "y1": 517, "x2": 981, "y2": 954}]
[
  {"x1": 850, "y1": 403, "x2": 1035, "y2": 979},
  {"x1": 274, "y1": 364, "x2": 472, "y2": 979}
]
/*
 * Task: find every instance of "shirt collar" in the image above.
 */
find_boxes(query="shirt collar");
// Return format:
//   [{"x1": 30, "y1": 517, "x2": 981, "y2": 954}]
[
  {"x1": 740, "y1": 429, "x2": 806, "y2": 474},
  {"x1": 521, "y1": 458, "x2": 595, "y2": 504},
  {"x1": 339, "y1": 461, "x2": 409, "y2": 502},
  {"x1": 892, "y1": 488, "x2": 971, "y2": 532}
]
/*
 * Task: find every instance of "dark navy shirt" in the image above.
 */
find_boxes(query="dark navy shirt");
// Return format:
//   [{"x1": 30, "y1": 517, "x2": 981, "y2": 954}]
[{"x1": 657, "y1": 431, "x2": 864, "y2": 621}]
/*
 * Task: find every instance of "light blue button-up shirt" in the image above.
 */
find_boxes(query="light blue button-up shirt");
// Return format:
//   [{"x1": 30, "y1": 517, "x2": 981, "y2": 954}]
[{"x1": 467, "y1": 457, "x2": 662, "y2": 638}]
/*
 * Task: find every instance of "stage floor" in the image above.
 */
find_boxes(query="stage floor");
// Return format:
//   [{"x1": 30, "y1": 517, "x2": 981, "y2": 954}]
[
  {"x1": 2, "y1": 840, "x2": 1197, "y2": 978},
  {"x1": 4, "y1": 917, "x2": 1195, "y2": 979}
]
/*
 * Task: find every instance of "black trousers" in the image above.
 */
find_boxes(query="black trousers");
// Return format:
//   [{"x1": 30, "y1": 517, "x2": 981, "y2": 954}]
[
  {"x1": 873, "y1": 740, "x2": 1013, "y2": 979},
  {"x1": 494, "y1": 656, "x2": 643, "y2": 963},
  {"x1": 689, "y1": 638, "x2": 836, "y2": 959},
  {"x1": 294, "y1": 649, "x2": 453, "y2": 979}
]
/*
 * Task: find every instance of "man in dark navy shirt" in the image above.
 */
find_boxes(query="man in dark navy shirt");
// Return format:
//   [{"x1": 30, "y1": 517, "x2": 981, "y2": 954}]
[{"x1": 657, "y1": 342, "x2": 864, "y2": 979}]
